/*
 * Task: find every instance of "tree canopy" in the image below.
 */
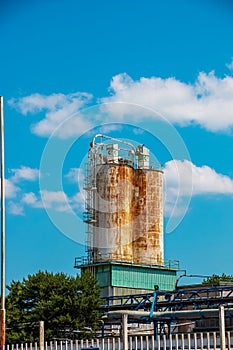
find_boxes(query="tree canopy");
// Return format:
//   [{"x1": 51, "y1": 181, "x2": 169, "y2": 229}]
[
  {"x1": 6, "y1": 271, "x2": 101, "y2": 344},
  {"x1": 202, "y1": 273, "x2": 233, "y2": 286}
]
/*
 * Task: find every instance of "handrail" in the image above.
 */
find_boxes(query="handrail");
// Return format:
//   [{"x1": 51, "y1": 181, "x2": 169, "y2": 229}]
[{"x1": 74, "y1": 256, "x2": 180, "y2": 270}]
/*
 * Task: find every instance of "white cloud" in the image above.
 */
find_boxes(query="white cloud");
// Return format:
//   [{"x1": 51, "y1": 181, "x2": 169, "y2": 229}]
[
  {"x1": 8, "y1": 201, "x2": 24, "y2": 216},
  {"x1": 10, "y1": 166, "x2": 39, "y2": 182},
  {"x1": 226, "y1": 58, "x2": 233, "y2": 71},
  {"x1": 164, "y1": 159, "x2": 233, "y2": 216},
  {"x1": 22, "y1": 192, "x2": 43, "y2": 208},
  {"x1": 40, "y1": 189, "x2": 70, "y2": 210},
  {"x1": 97, "y1": 124, "x2": 123, "y2": 134},
  {"x1": 18, "y1": 188, "x2": 84, "y2": 214},
  {"x1": 65, "y1": 168, "x2": 84, "y2": 184},
  {"x1": 101, "y1": 71, "x2": 233, "y2": 132},
  {"x1": 32, "y1": 110, "x2": 92, "y2": 139},
  {"x1": 9, "y1": 92, "x2": 93, "y2": 138},
  {"x1": 21, "y1": 190, "x2": 72, "y2": 212},
  {"x1": 5, "y1": 179, "x2": 20, "y2": 198},
  {"x1": 2, "y1": 166, "x2": 40, "y2": 215},
  {"x1": 70, "y1": 191, "x2": 85, "y2": 212},
  {"x1": 54, "y1": 204, "x2": 73, "y2": 212},
  {"x1": 164, "y1": 159, "x2": 233, "y2": 196},
  {"x1": 8, "y1": 68, "x2": 233, "y2": 137}
]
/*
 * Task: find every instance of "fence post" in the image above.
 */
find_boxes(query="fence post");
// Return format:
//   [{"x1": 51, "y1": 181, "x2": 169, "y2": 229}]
[
  {"x1": 219, "y1": 305, "x2": 226, "y2": 350},
  {"x1": 39, "y1": 321, "x2": 44, "y2": 350},
  {"x1": 122, "y1": 314, "x2": 128, "y2": 350}
]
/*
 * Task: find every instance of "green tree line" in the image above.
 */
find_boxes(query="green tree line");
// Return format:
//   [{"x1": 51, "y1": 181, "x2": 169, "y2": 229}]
[
  {"x1": 5, "y1": 271, "x2": 102, "y2": 344},
  {"x1": 202, "y1": 273, "x2": 233, "y2": 285}
]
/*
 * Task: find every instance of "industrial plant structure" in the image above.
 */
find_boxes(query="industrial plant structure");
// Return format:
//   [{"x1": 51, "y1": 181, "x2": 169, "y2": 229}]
[
  {"x1": 74, "y1": 134, "x2": 233, "y2": 335},
  {"x1": 74, "y1": 134, "x2": 179, "y2": 297}
]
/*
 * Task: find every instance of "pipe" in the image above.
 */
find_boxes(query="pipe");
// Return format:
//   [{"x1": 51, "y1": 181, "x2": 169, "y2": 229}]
[
  {"x1": 107, "y1": 307, "x2": 233, "y2": 321},
  {"x1": 91, "y1": 134, "x2": 136, "y2": 152},
  {"x1": 175, "y1": 274, "x2": 211, "y2": 289}
]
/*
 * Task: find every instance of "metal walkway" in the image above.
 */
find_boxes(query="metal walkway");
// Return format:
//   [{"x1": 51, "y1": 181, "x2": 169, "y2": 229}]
[{"x1": 102, "y1": 286, "x2": 233, "y2": 313}]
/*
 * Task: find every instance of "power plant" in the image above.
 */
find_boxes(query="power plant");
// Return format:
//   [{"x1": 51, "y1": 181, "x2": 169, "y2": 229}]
[{"x1": 74, "y1": 134, "x2": 179, "y2": 297}]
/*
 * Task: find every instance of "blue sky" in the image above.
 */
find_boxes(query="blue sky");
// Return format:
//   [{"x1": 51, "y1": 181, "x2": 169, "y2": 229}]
[{"x1": 1, "y1": 0, "x2": 233, "y2": 286}]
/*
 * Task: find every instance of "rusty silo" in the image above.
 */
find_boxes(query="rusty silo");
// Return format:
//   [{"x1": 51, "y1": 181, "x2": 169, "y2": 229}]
[
  {"x1": 76, "y1": 134, "x2": 178, "y2": 297},
  {"x1": 83, "y1": 135, "x2": 164, "y2": 266},
  {"x1": 83, "y1": 135, "x2": 135, "y2": 264}
]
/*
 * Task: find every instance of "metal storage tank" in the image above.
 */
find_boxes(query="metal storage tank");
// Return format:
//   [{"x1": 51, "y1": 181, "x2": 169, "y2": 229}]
[
  {"x1": 93, "y1": 163, "x2": 134, "y2": 263},
  {"x1": 132, "y1": 168, "x2": 164, "y2": 265},
  {"x1": 83, "y1": 134, "x2": 164, "y2": 266}
]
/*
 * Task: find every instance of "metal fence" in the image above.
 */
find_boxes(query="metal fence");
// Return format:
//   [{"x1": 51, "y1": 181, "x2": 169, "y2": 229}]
[{"x1": 5, "y1": 332, "x2": 233, "y2": 350}]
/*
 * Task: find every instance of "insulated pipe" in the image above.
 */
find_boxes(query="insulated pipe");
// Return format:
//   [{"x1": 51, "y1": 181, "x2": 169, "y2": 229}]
[
  {"x1": 91, "y1": 134, "x2": 136, "y2": 152},
  {"x1": 107, "y1": 307, "x2": 233, "y2": 321},
  {"x1": 175, "y1": 274, "x2": 211, "y2": 289}
]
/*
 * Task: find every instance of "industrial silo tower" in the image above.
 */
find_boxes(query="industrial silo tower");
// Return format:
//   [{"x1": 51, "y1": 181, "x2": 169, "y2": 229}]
[{"x1": 75, "y1": 134, "x2": 179, "y2": 297}]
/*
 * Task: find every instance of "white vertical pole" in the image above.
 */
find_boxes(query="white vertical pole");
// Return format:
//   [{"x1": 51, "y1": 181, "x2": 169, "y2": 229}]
[
  {"x1": 213, "y1": 332, "x2": 217, "y2": 350},
  {"x1": 227, "y1": 332, "x2": 231, "y2": 350},
  {"x1": 175, "y1": 334, "x2": 178, "y2": 350},
  {"x1": 152, "y1": 335, "x2": 154, "y2": 350},
  {"x1": 194, "y1": 333, "x2": 197, "y2": 350},
  {"x1": 135, "y1": 336, "x2": 138, "y2": 350},
  {"x1": 188, "y1": 333, "x2": 191, "y2": 350},
  {"x1": 169, "y1": 334, "x2": 172, "y2": 350},
  {"x1": 219, "y1": 305, "x2": 226, "y2": 350},
  {"x1": 39, "y1": 321, "x2": 44, "y2": 350},
  {"x1": 117, "y1": 336, "x2": 120, "y2": 350},
  {"x1": 140, "y1": 336, "x2": 143, "y2": 350},
  {"x1": 158, "y1": 335, "x2": 161, "y2": 350},
  {"x1": 207, "y1": 332, "x2": 210, "y2": 350},
  {"x1": 129, "y1": 337, "x2": 132, "y2": 350},
  {"x1": 200, "y1": 332, "x2": 204, "y2": 350},
  {"x1": 122, "y1": 314, "x2": 128, "y2": 350},
  {"x1": 163, "y1": 335, "x2": 166, "y2": 350},
  {"x1": 181, "y1": 333, "x2": 184, "y2": 350},
  {"x1": 0, "y1": 96, "x2": 5, "y2": 350}
]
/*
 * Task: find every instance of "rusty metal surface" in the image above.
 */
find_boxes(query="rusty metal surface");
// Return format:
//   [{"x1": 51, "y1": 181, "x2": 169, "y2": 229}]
[
  {"x1": 92, "y1": 164, "x2": 163, "y2": 266},
  {"x1": 93, "y1": 165, "x2": 134, "y2": 262},
  {"x1": 132, "y1": 169, "x2": 163, "y2": 265}
]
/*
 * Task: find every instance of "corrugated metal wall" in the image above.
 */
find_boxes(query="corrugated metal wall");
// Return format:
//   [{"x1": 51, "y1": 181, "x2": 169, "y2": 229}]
[
  {"x1": 92, "y1": 263, "x2": 176, "y2": 294},
  {"x1": 111, "y1": 265, "x2": 175, "y2": 290}
]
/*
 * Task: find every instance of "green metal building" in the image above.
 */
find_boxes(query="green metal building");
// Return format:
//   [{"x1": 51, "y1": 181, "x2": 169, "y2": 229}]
[{"x1": 74, "y1": 258, "x2": 179, "y2": 297}]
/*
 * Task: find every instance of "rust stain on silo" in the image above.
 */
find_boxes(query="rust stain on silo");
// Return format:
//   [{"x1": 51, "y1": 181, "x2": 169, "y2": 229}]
[
  {"x1": 93, "y1": 164, "x2": 134, "y2": 262},
  {"x1": 92, "y1": 163, "x2": 163, "y2": 266},
  {"x1": 132, "y1": 169, "x2": 164, "y2": 266}
]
